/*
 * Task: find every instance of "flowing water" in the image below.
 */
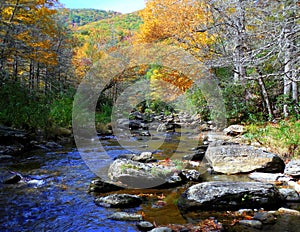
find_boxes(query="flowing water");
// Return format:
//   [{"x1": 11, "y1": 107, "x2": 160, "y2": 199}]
[
  {"x1": 1, "y1": 132, "x2": 300, "y2": 232},
  {"x1": 0, "y1": 131, "x2": 199, "y2": 232}
]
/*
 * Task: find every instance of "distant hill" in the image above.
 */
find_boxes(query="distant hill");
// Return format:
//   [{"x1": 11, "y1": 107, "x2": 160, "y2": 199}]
[
  {"x1": 58, "y1": 8, "x2": 121, "y2": 27},
  {"x1": 74, "y1": 12, "x2": 143, "y2": 45}
]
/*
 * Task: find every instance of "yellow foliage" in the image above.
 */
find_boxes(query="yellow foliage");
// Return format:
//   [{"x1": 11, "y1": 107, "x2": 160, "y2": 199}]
[{"x1": 134, "y1": 0, "x2": 214, "y2": 57}]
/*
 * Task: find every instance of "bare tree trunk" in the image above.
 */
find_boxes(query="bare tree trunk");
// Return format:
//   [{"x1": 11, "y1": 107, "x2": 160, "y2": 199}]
[{"x1": 257, "y1": 70, "x2": 273, "y2": 120}]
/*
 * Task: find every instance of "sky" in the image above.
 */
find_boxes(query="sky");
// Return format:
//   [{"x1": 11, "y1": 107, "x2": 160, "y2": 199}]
[{"x1": 59, "y1": 0, "x2": 146, "y2": 14}]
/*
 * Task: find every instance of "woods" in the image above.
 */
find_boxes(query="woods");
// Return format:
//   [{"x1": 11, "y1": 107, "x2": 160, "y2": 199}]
[{"x1": 0, "y1": 0, "x2": 299, "y2": 145}]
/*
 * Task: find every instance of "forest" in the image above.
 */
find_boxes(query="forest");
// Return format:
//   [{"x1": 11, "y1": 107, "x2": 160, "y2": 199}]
[{"x1": 0, "y1": 0, "x2": 299, "y2": 157}]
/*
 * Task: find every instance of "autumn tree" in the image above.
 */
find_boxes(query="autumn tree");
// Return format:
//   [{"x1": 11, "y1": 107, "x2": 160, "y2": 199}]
[{"x1": 0, "y1": 0, "x2": 74, "y2": 93}]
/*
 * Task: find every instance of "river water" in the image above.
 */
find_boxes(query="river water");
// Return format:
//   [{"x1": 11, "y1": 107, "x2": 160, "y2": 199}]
[
  {"x1": 1, "y1": 132, "x2": 300, "y2": 232},
  {"x1": 0, "y1": 131, "x2": 198, "y2": 232}
]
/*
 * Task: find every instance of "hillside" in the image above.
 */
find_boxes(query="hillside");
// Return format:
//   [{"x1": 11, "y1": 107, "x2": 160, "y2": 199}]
[
  {"x1": 74, "y1": 12, "x2": 143, "y2": 45},
  {"x1": 58, "y1": 8, "x2": 121, "y2": 27}
]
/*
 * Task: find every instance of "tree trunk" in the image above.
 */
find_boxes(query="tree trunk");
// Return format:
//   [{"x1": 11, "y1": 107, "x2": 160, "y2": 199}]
[{"x1": 257, "y1": 73, "x2": 273, "y2": 120}]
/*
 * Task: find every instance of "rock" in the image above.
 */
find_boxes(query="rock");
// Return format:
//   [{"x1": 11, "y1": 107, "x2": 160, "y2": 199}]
[
  {"x1": 56, "y1": 127, "x2": 72, "y2": 136},
  {"x1": 108, "y1": 212, "x2": 143, "y2": 221},
  {"x1": 139, "y1": 131, "x2": 151, "y2": 136},
  {"x1": 0, "y1": 154, "x2": 14, "y2": 160},
  {"x1": 279, "y1": 188, "x2": 300, "y2": 202},
  {"x1": 0, "y1": 125, "x2": 28, "y2": 144},
  {"x1": 239, "y1": 220, "x2": 263, "y2": 229},
  {"x1": 288, "y1": 181, "x2": 300, "y2": 192},
  {"x1": 0, "y1": 144, "x2": 24, "y2": 155},
  {"x1": 253, "y1": 212, "x2": 276, "y2": 224},
  {"x1": 224, "y1": 125, "x2": 245, "y2": 136},
  {"x1": 182, "y1": 150, "x2": 206, "y2": 161},
  {"x1": 129, "y1": 120, "x2": 143, "y2": 130},
  {"x1": 178, "y1": 181, "x2": 281, "y2": 211},
  {"x1": 88, "y1": 178, "x2": 123, "y2": 193},
  {"x1": 249, "y1": 172, "x2": 292, "y2": 183},
  {"x1": 284, "y1": 159, "x2": 300, "y2": 177},
  {"x1": 149, "y1": 227, "x2": 172, "y2": 232},
  {"x1": 3, "y1": 173, "x2": 22, "y2": 184},
  {"x1": 108, "y1": 159, "x2": 182, "y2": 188},
  {"x1": 277, "y1": 207, "x2": 300, "y2": 216},
  {"x1": 180, "y1": 169, "x2": 201, "y2": 181},
  {"x1": 136, "y1": 221, "x2": 155, "y2": 231},
  {"x1": 237, "y1": 209, "x2": 254, "y2": 215},
  {"x1": 205, "y1": 142, "x2": 285, "y2": 174},
  {"x1": 132, "y1": 152, "x2": 153, "y2": 162},
  {"x1": 157, "y1": 123, "x2": 167, "y2": 132},
  {"x1": 94, "y1": 194, "x2": 143, "y2": 208},
  {"x1": 45, "y1": 141, "x2": 63, "y2": 149}
]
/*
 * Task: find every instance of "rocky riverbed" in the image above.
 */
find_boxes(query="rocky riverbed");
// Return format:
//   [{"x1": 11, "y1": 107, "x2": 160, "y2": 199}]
[{"x1": 1, "y1": 114, "x2": 300, "y2": 231}]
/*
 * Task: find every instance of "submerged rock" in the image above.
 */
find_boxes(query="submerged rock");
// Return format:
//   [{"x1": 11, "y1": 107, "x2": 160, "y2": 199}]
[
  {"x1": 253, "y1": 212, "x2": 276, "y2": 224},
  {"x1": 88, "y1": 178, "x2": 123, "y2": 193},
  {"x1": 205, "y1": 141, "x2": 285, "y2": 174},
  {"x1": 3, "y1": 173, "x2": 22, "y2": 184},
  {"x1": 239, "y1": 220, "x2": 263, "y2": 229},
  {"x1": 94, "y1": 194, "x2": 143, "y2": 208},
  {"x1": 108, "y1": 212, "x2": 143, "y2": 221},
  {"x1": 178, "y1": 181, "x2": 282, "y2": 211},
  {"x1": 136, "y1": 221, "x2": 155, "y2": 231}
]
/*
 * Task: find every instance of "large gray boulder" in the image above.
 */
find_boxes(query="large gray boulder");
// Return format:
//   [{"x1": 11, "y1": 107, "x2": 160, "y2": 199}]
[
  {"x1": 108, "y1": 159, "x2": 182, "y2": 188},
  {"x1": 205, "y1": 141, "x2": 285, "y2": 174},
  {"x1": 178, "y1": 181, "x2": 282, "y2": 211}
]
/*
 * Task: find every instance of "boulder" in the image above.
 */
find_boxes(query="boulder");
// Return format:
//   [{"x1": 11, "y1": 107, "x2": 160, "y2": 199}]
[
  {"x1": 94, "y1": 194, "x2": 142, "y2": 208},
  {"x1": 108, "y1": 159, "x2": 182, "y2": 188},
  {"x1": 205, "y1": 141, "x2": 285, "y2": 174},
  {"x1": 178, "y1": 181, "x2": 282, "y2": 211},
  {"x1": 284, "y1": 159, "x2": 300, "y2": 177}
]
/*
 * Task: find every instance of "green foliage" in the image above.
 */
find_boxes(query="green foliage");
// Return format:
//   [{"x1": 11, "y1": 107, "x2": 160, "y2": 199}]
[
  {"x1": 49, "y1": 89, "x2": 75, "y2": 128},
  {"x1": 95, "y1": 103, "x2": 113, "y2": 125},
  {"x1": 185, "y1": 87, "x2": 210, "y2": 121},
  {"x1": 58, "y1": 8, "x2": 120, "y2": 27},
  {"x1": 135, "y1": 99, "x2": 175, "y2": 115},
  {"x1": 244, "y1": 120, "x2": 300, "y2": 158},
  {"x1": 0, "y1": 81, "x2": 49, "y2": 130}
]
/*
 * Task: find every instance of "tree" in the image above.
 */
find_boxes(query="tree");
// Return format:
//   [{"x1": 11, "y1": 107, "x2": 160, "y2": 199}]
[{"x1": 134, "y1": 0, "x2": 215, "y2": 58}]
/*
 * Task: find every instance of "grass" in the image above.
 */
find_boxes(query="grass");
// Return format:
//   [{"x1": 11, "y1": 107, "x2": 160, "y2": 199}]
[{"x1": 243, "y1": 120, "x2": 300, "y2": 159}]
